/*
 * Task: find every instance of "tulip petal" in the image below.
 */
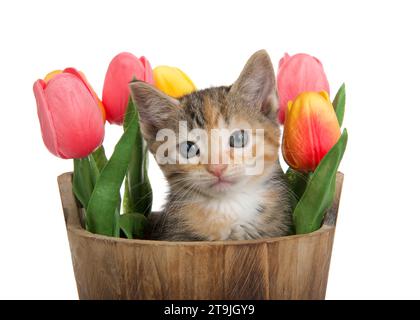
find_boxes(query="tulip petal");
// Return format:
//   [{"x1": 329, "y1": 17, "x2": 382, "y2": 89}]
[
  {"x1": 140, "y1": 56, "x2": 154, "y2": 85},
  {"x1": 278, "y1": 53, "x2": 290, "y2": 68},
  {"x1": 63, "y1": 68, "x2": 106, "y2": 122},
  {"x1": 44, "y1": 73, "x2": 104, "y2": 159},
  {"x1": 282, "y1": 92, "x2": 341, "y2": 172},
  {"x1": 63, "y1": 68, "x2": 92, "y2": 93},
  {"x1": 102, "y1": 53, "x2": 154, "y2": 125},
  {"x1": 153, "y1": 65, "x2": 196, "y2": 98},
  {"x1": 44, "y1": 70, "x2": 62, "y2": 83},
  {"x1": 319, "y1": 90, "x2": 330, "y2": 101},
  {"x1": 277, "y1": 53, "x2": 330, "y2": 124},
  {"x1": 287, "y1": 100, "x2": 293, "y2": 113},
  {"x1": 33, "y1": 79, "x2": 60, "y2": 157}
]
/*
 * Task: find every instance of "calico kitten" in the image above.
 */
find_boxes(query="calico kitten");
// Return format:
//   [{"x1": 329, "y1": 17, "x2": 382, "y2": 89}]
[{"x1": 130, "y1": 50, "x2": 292, "y2": 241}]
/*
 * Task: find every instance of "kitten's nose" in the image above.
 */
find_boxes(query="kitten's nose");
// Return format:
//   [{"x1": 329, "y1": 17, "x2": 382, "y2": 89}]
[{"x1": 207, "y1": 164, "x2": 228, "y2": 177}]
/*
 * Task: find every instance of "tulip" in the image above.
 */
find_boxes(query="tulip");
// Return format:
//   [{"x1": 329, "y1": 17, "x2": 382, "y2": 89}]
[
  {"x1": 44, "y1": 68, "x2": 106, "y2": 121},
  {"x1": 277, "y1": 53, "x2": 330, "y2": 124},
  {"x1": 153, "y1": 65, "x2": 196, "y2": 98},
  {"x1": 102, "y1": 53, "x2": 154, "y2": 125},
  {"x1": 282, "y1": 91, "x2": 340, "y2": 172},
  {"x1": 33, "y1": 69, "x2": 105, "y2": 159}
]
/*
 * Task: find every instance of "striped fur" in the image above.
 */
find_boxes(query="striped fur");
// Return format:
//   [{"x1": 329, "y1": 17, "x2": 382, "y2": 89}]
[{"x1": 130, "y1": 50, "x2": 293, "y2": 241}]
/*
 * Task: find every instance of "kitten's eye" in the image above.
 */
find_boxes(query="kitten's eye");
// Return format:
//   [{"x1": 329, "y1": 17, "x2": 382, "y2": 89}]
[
  {"x1": 230, "y1": 130, "x2": 248, "y2": 148},
  {"x1": 179, "y1": 141, "x2": 200, "y2": 159}
]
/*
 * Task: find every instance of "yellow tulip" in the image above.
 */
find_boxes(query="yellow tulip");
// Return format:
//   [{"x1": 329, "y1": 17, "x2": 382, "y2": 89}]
[{"x1": 153, "y1": 66, "x2": 196, "y2": 98}]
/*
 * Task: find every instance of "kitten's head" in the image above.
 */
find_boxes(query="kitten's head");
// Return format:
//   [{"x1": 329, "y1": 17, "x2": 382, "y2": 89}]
[{"x1": 130, "y1": 50, "x2": 280, "y2": 197}]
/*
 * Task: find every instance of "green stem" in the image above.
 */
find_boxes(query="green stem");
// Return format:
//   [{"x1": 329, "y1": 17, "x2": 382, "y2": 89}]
[
  {"x1": 72, "y1": 157, "x2": 94, "y2": 209},
  {"x1": 91, "y1": 145, "x2": 108, "y2": 172},
  {"x1": 85, "y1": 109, "x2": 140, "y2": 236}
]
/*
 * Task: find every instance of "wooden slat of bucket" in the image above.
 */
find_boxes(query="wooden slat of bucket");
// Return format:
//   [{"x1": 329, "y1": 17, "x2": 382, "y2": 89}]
[{"x1": 57, "y1": 172, "x2": 343, "y2": 300}]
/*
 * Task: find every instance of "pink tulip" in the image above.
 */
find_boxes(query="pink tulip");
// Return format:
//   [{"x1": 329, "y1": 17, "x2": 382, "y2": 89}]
[
  {"x1": 33, "y1": 69, "x2": 105, "y2": 159},
  {"x1": 102, "y1": 53, "x2": 154, "y2": 125},
  {"x1": 277, "y1": 53, "x2": 330, "y2": 124}
]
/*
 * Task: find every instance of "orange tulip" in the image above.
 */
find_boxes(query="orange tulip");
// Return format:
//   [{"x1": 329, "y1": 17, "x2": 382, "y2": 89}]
[{"x1": 282, "y1": 91, "x2": 340, "y2": 172}]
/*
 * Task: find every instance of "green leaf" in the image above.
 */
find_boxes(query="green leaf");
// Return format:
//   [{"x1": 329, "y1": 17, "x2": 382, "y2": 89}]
[
  {"x1": 285, "y1": 168, "x2": 312, "y2": 210},
  {"x1": 122, "y1": 97, "x2": 153, "y2": 216},
  {"x1": 85, "y1": 113, "x2": 140, "y2": 237},
  {"x1": 114, "y1": 206, "x2": 121, "y2": 237},
  {"x1": 91, "y1": 145, "x2": 108, "y2": 172},
  {"x1": 119, "y1": 213, "x2": 148, "y2": 239},
  {"x1": 72, "y1": 152, "x2": 104, "y2": 209},
  {"x1": 123, "y1": 96, "x2": 138, "y2": 129},
  {"x1": 293, "y1": 129, "x2": 348, "y2": 234},
  {"x1": 138, "y1": 174, "x2": 153, "y2": 215},
  {"x1": 72, "y1": 157, "x2": 94, "y2": 208},
  {"x1": 88, "y1": 154, "x2": 100, "y2": 185},
  {"x1": 332, "y1": 83, "x2": 346, "y2": 127},
  {"x1": 123, "y1": 178, "x2": 135, "y2": 214}
]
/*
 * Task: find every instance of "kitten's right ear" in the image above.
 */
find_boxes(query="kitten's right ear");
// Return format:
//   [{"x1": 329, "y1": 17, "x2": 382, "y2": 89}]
[
  {"x1": 230, "y1": 50, "x2": 278, "y2": 121},
  {"x1": 129, "y1": 81, "x2": 180, "y2": 141}
]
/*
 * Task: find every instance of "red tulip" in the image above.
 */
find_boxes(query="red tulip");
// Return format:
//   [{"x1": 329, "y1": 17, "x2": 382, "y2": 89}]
[
  {"x1": 102, "y1": 53, "x2": 154, "y2": 125},
  {"x1": 33, "y1": 69, "x2": 105, "y2": 159},
  {"x1": 277, "y1": 53, "x2": 330, "y2": 124}
]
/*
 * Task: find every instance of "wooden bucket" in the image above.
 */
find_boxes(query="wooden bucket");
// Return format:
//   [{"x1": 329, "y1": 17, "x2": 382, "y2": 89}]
[{"x1": 58, "y1": 172, "x2": 343, "y2": 300}]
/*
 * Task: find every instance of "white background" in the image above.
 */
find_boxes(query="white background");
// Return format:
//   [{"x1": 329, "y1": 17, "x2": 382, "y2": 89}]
[{"x1": 0, "y1": 0, "x2": 419, "y2": 299}]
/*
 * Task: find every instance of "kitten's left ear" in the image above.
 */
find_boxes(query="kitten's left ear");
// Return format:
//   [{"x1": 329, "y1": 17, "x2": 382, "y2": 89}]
[{"x1": 230, "y1": 49, "x2": 278, "y2": 121}]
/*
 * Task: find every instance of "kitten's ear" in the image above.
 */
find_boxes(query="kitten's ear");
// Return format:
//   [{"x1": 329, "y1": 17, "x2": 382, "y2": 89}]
[
  {"x1": 230, "y1": 50, "x2": 278, "y2": 121},
  {"x1": 129, "y1": 81, "x2": 181, "y2": 141}
]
